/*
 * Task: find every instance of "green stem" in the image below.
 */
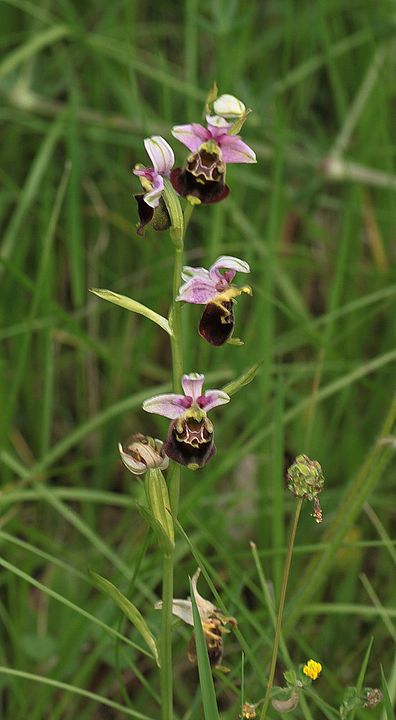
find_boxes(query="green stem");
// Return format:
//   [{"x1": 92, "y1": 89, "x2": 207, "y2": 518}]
[
  {"x1": 160, "y1": 182, "x2": 190, "y2": 720},
  {"x1": 260, "y1": 499, "x2": 303, "y2": 720},
  {"x1": 160, "y1": 553, "x2": 174, "y2": 720}
]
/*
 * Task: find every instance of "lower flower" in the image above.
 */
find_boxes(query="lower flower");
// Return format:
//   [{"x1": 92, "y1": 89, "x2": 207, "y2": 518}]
[
  {"x1": 143, "y1": 372, "x2": 230, "y2": 469},
  {"x1": 155, "y1": 569, "x2": 236, "y2": 670},
  {"x1": 188, "y1": 613, "x2": 225, "y2": 668}
]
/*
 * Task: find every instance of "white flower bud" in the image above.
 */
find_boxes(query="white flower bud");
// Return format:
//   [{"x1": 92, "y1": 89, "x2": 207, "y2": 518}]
[{"x1": 213, "y1": 94, "x2": 246, "y2": 118}]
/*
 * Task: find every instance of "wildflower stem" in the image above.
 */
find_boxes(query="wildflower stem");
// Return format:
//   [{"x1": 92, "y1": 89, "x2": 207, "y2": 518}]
[
  {"x1": 260, "y1": 499, "x2": 303, "y2": 720},
  {"x1": 160, "y1": 553, "x2": 174, "y2": 720},
  {"x1": 160, "y1": 182, "x2": 187, "y2": 720}
]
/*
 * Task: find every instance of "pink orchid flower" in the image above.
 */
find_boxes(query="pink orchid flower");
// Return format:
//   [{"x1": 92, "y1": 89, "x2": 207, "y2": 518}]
[
  {"x1": 176, "y1": 256, "x2": 252, "y2": 346},
  {"x1": 172, "y1": 117, "x2": 256, "y2": 164},
  {"x1": 133, "y1": 136, "x2": 174, "y2": 208},
  {"x1": 177, "y1": 255, "x2": 250, "y2": 304},
  {"x1": 143, "y1": 373, "x2": 230, "y2": 469}
]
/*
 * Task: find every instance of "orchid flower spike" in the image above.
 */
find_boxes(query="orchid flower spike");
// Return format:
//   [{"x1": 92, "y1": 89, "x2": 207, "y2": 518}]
[
  {"x1": 118, "y1": 433, "x2": 169, "y2": 475},
  {"x1": 143, "y1": 372, "x2": 230, "y2": 469},
  {"x1": 170, "y1": 94, "x2": 255, "y2": 205},
  {"x1": 177, "y1": 255, "x2": 252, "y2": 346},
  {"x1": 133, "y1": 136, "x2": 174, "y2": 235},
  {"x1": 155, "y1": 568, "x2": 236, "y2": 668}
]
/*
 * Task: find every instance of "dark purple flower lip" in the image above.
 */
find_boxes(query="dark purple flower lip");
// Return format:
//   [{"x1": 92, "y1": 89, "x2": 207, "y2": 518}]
[
  {"x1": 134, "y1": 194, "x2": 170, "y2": 236},
  {"x1": 170, "y1": 167, "x2": 229, "y2": 205},
  {"x1": 199, "y1": 299, "x2": 235, "y2": 346},
  {"x1": 163, "y1": 408, "x2": 216, "y2": 469}
]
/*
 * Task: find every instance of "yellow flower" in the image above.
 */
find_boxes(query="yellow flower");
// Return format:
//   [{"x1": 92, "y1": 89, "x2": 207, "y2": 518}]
[{"x1": 303, "y1": 659, "x2": 322, "y2": 680}]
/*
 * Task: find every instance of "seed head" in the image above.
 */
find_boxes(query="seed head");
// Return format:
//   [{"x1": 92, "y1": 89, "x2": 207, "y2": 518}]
[
  {"x1": 364, "y1": 688, "x2": 383, "y2": 708},
  {"x1": 287, "y1": 455, "x2": 324, "y2": 500}
]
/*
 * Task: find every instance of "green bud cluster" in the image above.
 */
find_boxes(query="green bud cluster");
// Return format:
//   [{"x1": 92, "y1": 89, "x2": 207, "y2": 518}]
[{"x1": 287, "y1": 454, "x2": 324, "y2": 500}]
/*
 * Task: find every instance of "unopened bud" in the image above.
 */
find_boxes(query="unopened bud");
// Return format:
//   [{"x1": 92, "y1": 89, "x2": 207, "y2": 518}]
[
  {"x1": 213, "y1": 94, "x2": 246, "y2": 118},
  {"x1": 119, "y1": 433, "x2": 169, "y2": 475}
]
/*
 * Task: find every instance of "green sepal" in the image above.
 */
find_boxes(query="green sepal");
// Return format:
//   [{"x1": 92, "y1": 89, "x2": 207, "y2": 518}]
[
  {"x1": 162, "y1": 177, "x2": 184, "y2": 247},
  {"x1": 89, "y1": 570, "x2": 160, "y2": 667},
  {"x1": 228, "y1": 109, "x2": 252, "y2": 136},
  {"x1": 222, "y1": 362, "x2": 261, "y2": 396},
  {"x1": 90, "y1": 288, "x2": 172, "y2": 335},
  {"x1": 204, "y1": 81, "x2": 218, "y2": 115},
  {"x1": 226, "y1": 337, "x2": 244, "y2": 346}
]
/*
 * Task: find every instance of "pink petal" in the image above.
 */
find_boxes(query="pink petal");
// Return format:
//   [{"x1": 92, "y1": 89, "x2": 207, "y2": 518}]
[
  {"x1": 133, "y1": 166, "x2": 155, "y2": 182},
  {"x1": 176, "y1": 275, "x2": 219, "y2": 304},
  {"x1": 206, "y1": 115, "x2": 232, "y2": 131},
  {"x1": 144, "y1": 136, "x2": 174, "y2": 175},
  {"x1": 143, "y1": 173, "x2": 164, "y2": 208},
  {"x1": 182, "y1": 373, "x2": 204, "y2": 401},
  {"x1": 181, "y1": 266, "x2": 210, "y2": 282},
  {"x1": 198, "y1": 390, "x2": 230, "y2": 412},
  {"x1": 209, "y1": 255, "x2": 250, "y2": 284},
  {"x1": 172, "y1": 123, "x2": 211, "y2": 152},
  {"x1": 218, "y1": 134, "x2": 257, "y2": 163},
  {"x1": 143, "y1": 393, "x2": 191, "y2": 419}
]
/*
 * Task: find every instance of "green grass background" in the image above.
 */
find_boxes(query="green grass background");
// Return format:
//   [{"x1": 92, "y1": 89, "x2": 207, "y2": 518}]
[{"x1": 1, "y1": 0, "x2": 395, "y2": 717}]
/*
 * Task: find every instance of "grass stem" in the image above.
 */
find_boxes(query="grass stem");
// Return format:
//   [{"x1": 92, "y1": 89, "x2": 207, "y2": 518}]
[{"x1": 260, "y1": 499, "x2": 303, "y2": 719}]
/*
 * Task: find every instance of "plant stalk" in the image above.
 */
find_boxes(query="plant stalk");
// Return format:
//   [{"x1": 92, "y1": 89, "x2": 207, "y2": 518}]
[
  {"x1": 260, "y1": 499, "x2": 303, "y2": 720},
  {"x1": 160, "y1": 185, "x2": 189, "y2": 720}
]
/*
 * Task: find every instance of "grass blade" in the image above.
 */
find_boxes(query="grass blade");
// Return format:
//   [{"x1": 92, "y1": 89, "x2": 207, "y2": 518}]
[
  {"x1": 190, "y1": 575, "x2": 220, "y2": 720},
  {"x1": 90, "y1": 571, "x2": 160, "y2": 667}
]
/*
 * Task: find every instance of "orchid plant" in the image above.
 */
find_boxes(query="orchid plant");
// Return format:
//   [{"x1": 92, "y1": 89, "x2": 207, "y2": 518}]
[
  {"x1": 91, "y1": 87, "x2": 256, "y2": 720},
  {"x1": 89, "y1": 87, "x2": 371, "y2": 720}
]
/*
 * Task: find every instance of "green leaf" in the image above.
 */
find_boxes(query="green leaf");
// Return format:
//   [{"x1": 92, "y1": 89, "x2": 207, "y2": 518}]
[
  {"x1": 137, "y1": 504, "x2": 174, "y2": 557},
  {"x1": 222, "y1": 362, "x2": 261, "y2": 396},
  {"x1": 90, "y1": 571, "x2": 160, "y2": 667},
  {"x1": 190, "y1": 576, "x2": 220, "y2": 720},
  {"x1": 89, "y1": 288, "x2": 172, "y2": 335},
  {"x1": 380, "y1": 666, "x2": 394, "y2": 720}
]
